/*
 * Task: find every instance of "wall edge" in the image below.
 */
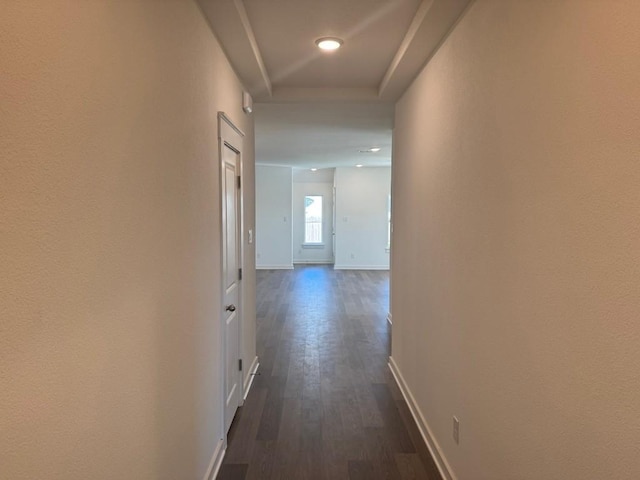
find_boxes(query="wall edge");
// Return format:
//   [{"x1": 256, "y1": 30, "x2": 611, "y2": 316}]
[
  {"x1": 203, "y1": 438, "x2": 226, "y2": 480},
  {"x1": 388, "y1": 357, "x2": 456, "y2": 480}
]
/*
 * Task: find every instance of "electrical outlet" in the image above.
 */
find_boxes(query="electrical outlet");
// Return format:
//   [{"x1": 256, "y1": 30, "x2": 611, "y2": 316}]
[{"x1": 453, "y1": 416, "x2": 460, "y2": 444}]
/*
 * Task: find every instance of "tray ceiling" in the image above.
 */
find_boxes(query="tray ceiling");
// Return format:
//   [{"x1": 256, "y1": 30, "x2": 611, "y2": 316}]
[{"x1": 197, "y1": 0, "x2": 471, "y2": 168}]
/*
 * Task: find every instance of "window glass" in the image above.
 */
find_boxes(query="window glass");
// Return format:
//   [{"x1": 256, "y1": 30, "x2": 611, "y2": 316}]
[
  {"x1": 387, "y1": 194, "x2": 391, "y2": 247},
  {"x1": 304, "y1": 195, "x2": 323, "y2": 243}
]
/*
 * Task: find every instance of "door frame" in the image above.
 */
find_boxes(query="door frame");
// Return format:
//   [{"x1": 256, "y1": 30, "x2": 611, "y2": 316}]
[{"x1": 218, "y1": 112, "x2": 245, "y2": 438}]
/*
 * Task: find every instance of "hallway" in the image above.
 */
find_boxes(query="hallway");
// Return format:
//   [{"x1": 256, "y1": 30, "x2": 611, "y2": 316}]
[{"x1": 218, "y1": 266, "x2": 440, "y2": 480}]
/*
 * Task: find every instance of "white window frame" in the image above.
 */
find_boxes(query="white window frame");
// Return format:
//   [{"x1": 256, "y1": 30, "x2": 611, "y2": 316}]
[
  {"x1": 303, "y1": 195, "x2": 324, "y2": 245},
  {"x1": 386, "y1": 194, "x2": 391, "y2": 252}
]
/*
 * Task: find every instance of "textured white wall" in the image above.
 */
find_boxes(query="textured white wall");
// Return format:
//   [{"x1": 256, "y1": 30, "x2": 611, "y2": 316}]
[
  {"x1": 0, "y1": 2, "x2": 255, "y2": 479},
  {"x1": 391, "y1": 0, "x2": 640, "y2": 479},
  {"x1": 255, "y1": 166, "x2": 293, "y2": 268},
  {"x1": 334, "y1": 167, "x2": 391, "y2": 269},
  {"x1": 240, "y1": 113, "x2": 258, "y2": 397}
]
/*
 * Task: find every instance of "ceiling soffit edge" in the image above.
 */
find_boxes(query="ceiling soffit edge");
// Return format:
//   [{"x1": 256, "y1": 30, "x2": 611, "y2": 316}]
[
  {"x1": 232, "y1": 0, "x2": 272, "y2": 96},
  {"x1": 378, "y1": 0, "x2": 434, "y2": 97}
]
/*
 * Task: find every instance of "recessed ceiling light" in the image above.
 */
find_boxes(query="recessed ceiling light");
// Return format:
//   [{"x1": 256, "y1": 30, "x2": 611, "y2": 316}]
[
  {"x1": 310, "y1": 168, "x2": 317, "y2": 171},
  {"x1": 369, "y1": 147, "x2": 381, "y2": 152},
  {"x1": 356, "y1": 164, "x2": 363, "y2": 168},
  {"x1": 315, "y1": 37, "x2": 343, "y2": 51}
]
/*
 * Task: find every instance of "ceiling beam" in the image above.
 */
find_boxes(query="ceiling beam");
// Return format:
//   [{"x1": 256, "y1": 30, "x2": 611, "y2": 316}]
[
  {"x1": 233, "y1": 0, "x2": 272, "y2": 97},
  {"x1": 267, "y1": 87, "x2": 384, "y2": 103},
  {"x1": 378, "y1": 0, "x2": 434, "y2": 98}
]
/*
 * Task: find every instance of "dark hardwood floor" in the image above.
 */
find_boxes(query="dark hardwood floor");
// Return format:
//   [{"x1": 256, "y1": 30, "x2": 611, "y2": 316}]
[{"x1": 218, "y1": 266, "x2": 441, "y2": 480}]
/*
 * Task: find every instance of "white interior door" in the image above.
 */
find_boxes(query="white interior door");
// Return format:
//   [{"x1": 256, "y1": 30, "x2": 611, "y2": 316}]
[{"x1": 219, "y1": 114, "x2": 243, "y2": 435}]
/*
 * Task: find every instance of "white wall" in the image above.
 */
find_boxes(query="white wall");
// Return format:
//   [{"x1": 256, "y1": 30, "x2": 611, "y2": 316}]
[
  {"x1": 0, "y1": 2, "x2": 255, "y2": 479},
  {"x1": 255, "y1": 165, "x2": 293, "y2": 269},
  {"x1": 292, "y1": 169, "x2": 334, "y2": 264},
  {"x1": 391, "y1": 1, "x2": 640, "y2": 479},
  {"x1": 334, "y1": 167, "x2": 391, "y2": 270}
]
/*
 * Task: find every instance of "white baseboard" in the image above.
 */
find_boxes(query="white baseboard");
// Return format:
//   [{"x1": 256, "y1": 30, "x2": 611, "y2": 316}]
[
  {"x1": 388, "y1": 357, "x2": 456, "y2": 480},
  {"x1": 256, "y1": 264, "x2": 293, "y2": 270},
  {"x1": 293, "y1": 260, "x2": 334, "y2": 265},
  {"x1": 203, "y1": 438, "x2": 225, "y2": 480},
  {"x1": 333, "y1": 265, "x2": 390, "y2": 270},
  {"x1": 202, "y1": 360, "x2": 258, "y2": 480},
  {"x1": 243, "y1": 356, "x2": 259, "y2": 402},
  {"x1": 387, "y1": 312, "x2": 392, "y2": 326}
]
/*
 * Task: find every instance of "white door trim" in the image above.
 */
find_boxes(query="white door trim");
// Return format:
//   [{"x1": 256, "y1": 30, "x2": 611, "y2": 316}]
[{"x1": 218, "y1": 112, "x2": 245, "y2": 439}]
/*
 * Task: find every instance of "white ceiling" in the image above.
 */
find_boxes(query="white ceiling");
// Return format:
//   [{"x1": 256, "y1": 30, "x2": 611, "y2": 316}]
[
  {"x1": 254, "y1": 103, "x2": 393, "y2": 169},
  {"x1": 198, "y1": 0, "x2": 471, "y2": 168}
]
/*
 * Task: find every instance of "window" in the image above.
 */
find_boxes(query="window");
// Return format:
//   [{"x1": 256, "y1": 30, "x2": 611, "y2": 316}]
[
  {"x1": 304, "y1": 195, "x2": 323, "y2": 244},
  {"x1": 387, "y1": 194, "x2": 392, "y2": 249}
]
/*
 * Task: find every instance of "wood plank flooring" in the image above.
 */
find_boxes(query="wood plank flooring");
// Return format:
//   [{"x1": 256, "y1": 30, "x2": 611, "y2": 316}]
[{"x1": 218, "y1": 266, "x2": 441, "y2": 480}]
